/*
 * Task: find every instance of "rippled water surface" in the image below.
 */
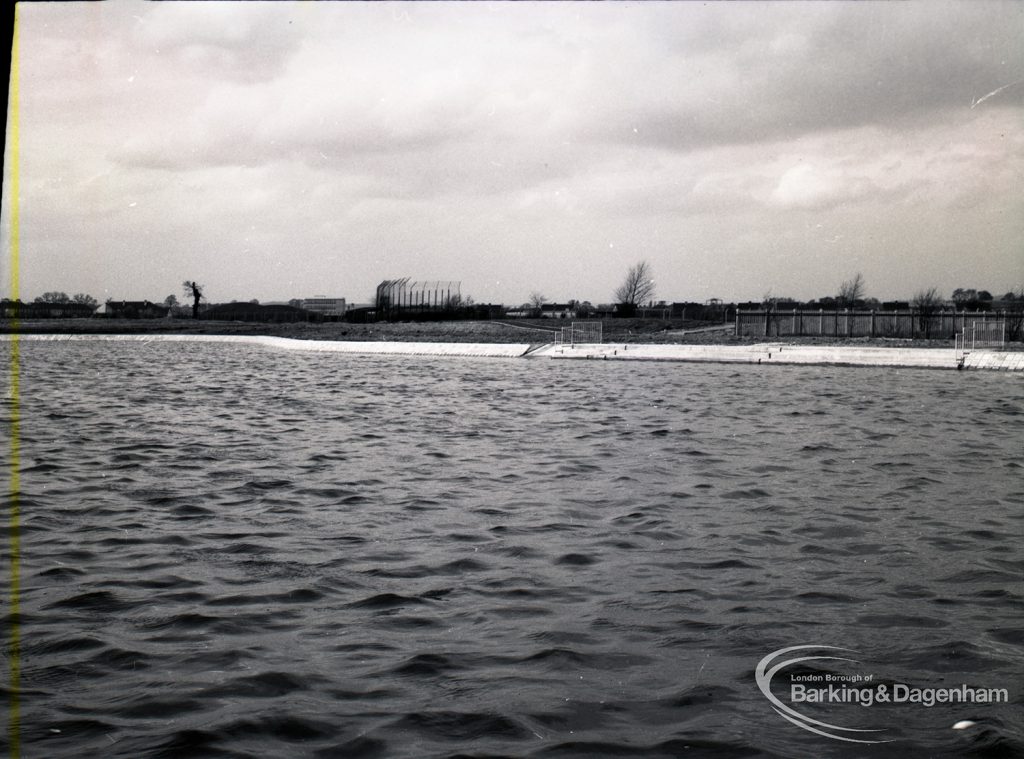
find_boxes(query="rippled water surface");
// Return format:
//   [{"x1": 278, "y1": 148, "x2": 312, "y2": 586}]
[{"x1": 4, "y1": 341, "x2": 1023, "y2": 758}]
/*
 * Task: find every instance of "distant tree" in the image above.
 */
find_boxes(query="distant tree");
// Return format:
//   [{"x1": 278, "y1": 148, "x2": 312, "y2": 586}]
[
  {"x1": 164, "y1": 294, "x2": 179, "y2": 308},
  {"x1": 762, "y1": 291, "x2": 779, "y2": 337},
  {"x1": 529, "y1": 292, "x2": 547, "y2": 318},
  {"x1": 71, "y1": 293, "x2": 98, "y2": 308},
  {"x1": 288, "y1": 298, "x2": 303, "y2": 308},
  {"x1": 614, "y1": 260, "x2": 655, "y2": 307},
  {"x1": 183, "y1": 281, "x2": 205, "y2": 320},
  {"x1": 837, "y1": 273, "x2": 866, "y2": 306},
  {"x1": 913, "y1": 287, "x2": 943, "y2": 309},
  {"x1": 35, "y1": 291, "x2": 70, "y2": 303},
  {"x1": 977, "y1": 290, "x2": 993, "y2": 302},
  {"x1": 951, "y1": 288, "x2": 977, "y2": 306},
  {"x1": 912, "y1": 287, "x2": 944, "y2": 338},
  {"x1": 249, "y1": 299, "x2": 260, "y2": 305},
  {"x1": 1007, "y1": 287, "x2": 1024, "y2": 342},
  {"x1": 1005, "y1": 298, "x2": 1024, "y2": 341}
]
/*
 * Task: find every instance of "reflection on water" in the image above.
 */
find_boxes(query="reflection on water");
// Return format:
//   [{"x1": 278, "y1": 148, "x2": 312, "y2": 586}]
[{"x1": 4, "y1": 341, "x2": 1023, "y2": 758}]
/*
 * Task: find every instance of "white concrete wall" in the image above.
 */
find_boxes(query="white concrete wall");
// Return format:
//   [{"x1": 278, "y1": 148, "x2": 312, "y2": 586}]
[
  {"x1": 532, "y1": 342, "x2": 1024, "y2": 371},
  {"x1": 2, "y1": 334, "x2": 532, "y2": 358},
  {"x1": 3, "y1": 335, "x2": 1022, "y2": 370}
]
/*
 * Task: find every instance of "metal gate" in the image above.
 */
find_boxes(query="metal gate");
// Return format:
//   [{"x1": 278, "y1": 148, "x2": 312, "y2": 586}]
[{"x1": 556, "y1": 321, "x2": 603, "y2": 346}]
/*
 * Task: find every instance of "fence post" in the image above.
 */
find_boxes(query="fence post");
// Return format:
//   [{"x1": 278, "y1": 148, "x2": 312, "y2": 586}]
[{"x1": 870, "y1": 310, "x2": 875, "y2": 337}]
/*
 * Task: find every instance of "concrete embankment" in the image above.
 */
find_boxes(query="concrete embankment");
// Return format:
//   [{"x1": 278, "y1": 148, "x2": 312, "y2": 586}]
[
  {"x1": 3, "y1": 334, "x2": 533, "y2": 358},
  {"x1": 4, "y1": 334, "x2": 1023, "y2": 370},
  {"x1": 529, "y1": 342, "x2": 1024, "y2": 371}
]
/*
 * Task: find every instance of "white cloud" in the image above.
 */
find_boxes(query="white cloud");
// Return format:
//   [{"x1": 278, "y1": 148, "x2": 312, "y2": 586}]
[{"x1": 771, "y1": 164, "x2": 865, "y2": 209}]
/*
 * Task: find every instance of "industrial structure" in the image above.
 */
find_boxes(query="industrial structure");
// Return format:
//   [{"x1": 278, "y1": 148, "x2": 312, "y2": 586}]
[{"x1": 375, "y1": 279, "x2": 461, "y2": 320}]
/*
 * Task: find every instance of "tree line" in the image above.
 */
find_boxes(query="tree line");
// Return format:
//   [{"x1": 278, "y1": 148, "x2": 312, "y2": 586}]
[
  {"x1": 19, "y1": 268, "x2": 1023, "y2": 321},
  {"x1": 32, "y1": 292, "x2": 99, "y2": 308}
]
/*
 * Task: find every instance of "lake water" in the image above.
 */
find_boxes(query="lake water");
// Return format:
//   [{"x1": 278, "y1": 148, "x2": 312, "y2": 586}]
[{"x1": 3, "y1": 340, "x2": 1023, "y2": 758}]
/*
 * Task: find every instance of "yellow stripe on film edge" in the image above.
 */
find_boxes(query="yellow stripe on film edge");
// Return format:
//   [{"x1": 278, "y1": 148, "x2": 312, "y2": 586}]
[{"x1": 6, "y1": 3, "x2": 21, "y2": 758}]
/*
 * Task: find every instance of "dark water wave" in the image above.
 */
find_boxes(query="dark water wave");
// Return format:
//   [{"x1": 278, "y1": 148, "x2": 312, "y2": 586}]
[{"x1": 3, "y1": 341, "x2": 1023, "y2": 758}]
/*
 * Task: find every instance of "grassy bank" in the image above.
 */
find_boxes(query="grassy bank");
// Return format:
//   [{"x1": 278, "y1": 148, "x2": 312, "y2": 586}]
[{"x1": 0, "y1": 317, "x2": 973, "y2": 348}]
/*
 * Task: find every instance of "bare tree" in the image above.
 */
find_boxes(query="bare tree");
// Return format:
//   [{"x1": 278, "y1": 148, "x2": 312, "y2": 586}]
[
  {"x1": 183, "y1": 281, "x2": 205, "y2": 320},
  {"x1": 72, "y1": 293, "x2": 98, "y2": 308},
  {"x1": 1007, "y1": 307, "x2": 1024, "y2": 342},
  {"x1": 762, "y1": 290, "x2": 778, "y2": 337},
  {"x1": 35, "y1": 291, "x2": 70, "y2": 303},
  {"x1": 837, "y1": 273, "x2": 866, "y2": 306},
  {"x1": 528, "y1": 291, "x2": 547, "y2": 318},
  {"x1": 912, "y1": 287, "x2": 944, "y2": 338},
  {"x1": 614, "y1": 260, "x2": 656, "y2": 307},
  {"x1": 1005, "y1": 287, "x2": 1024, "y2": 342},
  {"x1": 1004, "y1": 285, "x2": 1024, "y2": 341}
]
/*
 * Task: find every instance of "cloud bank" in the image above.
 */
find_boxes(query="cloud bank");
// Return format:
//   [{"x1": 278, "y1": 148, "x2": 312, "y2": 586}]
[{"x1": 6, "y1": 1, "x2": 1023, "y2": 305}]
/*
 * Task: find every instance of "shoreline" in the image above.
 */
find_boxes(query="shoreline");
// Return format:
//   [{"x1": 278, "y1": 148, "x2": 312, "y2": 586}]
[
  {"x1": 0, "y1": 317, "x2": 974, "y2": 347},
  {"x1": 4, "y1": 332, "x2": 1022, "y2": 371}
]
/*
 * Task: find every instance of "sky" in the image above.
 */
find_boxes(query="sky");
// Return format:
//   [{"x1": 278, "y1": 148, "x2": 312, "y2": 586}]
[{"x1": 3, "y1": 0, "x2": 1023, "y2": 306}]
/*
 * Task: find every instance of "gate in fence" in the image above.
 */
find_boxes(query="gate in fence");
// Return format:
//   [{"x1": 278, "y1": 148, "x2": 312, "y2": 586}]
[
  {"x1": 954, "y1": 319, "x2": 1006, "y2": 368},
  {"x1": 556, "y1": 321, "x2": 603, "y2": 346}
]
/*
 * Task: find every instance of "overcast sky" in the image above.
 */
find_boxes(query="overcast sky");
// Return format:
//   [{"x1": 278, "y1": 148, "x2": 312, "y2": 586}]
[{"x1": 4, "y1": 0, "x2": 1022, "y2": 306}]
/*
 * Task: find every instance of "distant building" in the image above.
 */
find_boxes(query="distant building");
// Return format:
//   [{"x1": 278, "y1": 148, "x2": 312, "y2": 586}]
[
  {"x1": 301, "y1": 296, "x2": 346, "y2": 317},
  {"x1": 105, "y1": 300, "x2": 169, "y2": 319},
  {"x1": 202, "y1": 302, "x2": 313, "y2": 323},
  {"x1": 1, "y1": 300, "x2": 97, "y2": 319},
  {"x1": 540, "y1": 303, "x2": 574, "y2": 319}
]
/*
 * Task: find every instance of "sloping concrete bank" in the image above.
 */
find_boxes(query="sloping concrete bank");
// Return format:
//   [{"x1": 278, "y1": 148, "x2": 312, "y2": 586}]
[
  {"x1": 4, "y1": 335, "x2": 1022, "y2": 370},
  {"x1": 963, "y1": 350, "x2": 1024, "y2": 371},
  {"x1": 2, "y1": 334, "x2": 533, "y2": 358},
  {"x1": 530, "y1": 342, "x2": 1024, "y2": 371}
]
